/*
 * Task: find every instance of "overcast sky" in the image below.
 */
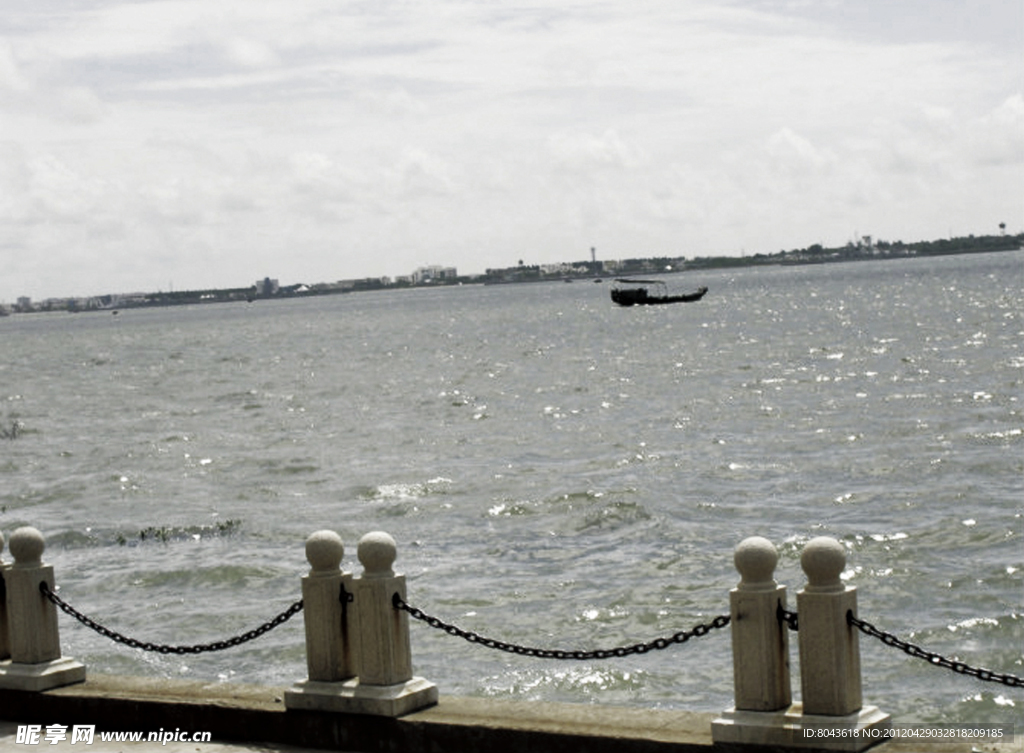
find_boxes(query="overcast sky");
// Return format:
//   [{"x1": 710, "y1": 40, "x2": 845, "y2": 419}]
[{"x1": 2, "y1": 0, "x2": 1021, "y2": 301}]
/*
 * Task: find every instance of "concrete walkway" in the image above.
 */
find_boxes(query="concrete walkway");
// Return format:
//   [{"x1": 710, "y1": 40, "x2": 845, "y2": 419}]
[
  {"x1": 0, "y1": 674, "x2": 1018, "y2": 753},
  {"x1": 2, "y1": 718, "x2": 1019, "y2": 753},
  {"x1": 0, "y1": 723, "x2": 324, "y2": 753}
]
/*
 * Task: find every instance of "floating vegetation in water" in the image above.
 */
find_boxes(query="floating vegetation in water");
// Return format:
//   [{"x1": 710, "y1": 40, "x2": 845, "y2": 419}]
[
  {"x1": 0, "y1": 417, "x2": 24, "y2": 440},
  {"x1": 124, "y1": 519, "x2": 243, "y2": 545}
]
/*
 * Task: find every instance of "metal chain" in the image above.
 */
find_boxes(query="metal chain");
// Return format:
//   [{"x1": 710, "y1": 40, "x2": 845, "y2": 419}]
[
  {"x1": 393, "y1": 593, "x2": 730, "y2": 660},
  {"x1": 40, "y1": 581, "x2": 303, "y2": 655},
  {"x1": 777, "y1": 604, "x2": 798, "y2": 631},
  {"x1": 847, "y1": 610, "x2": 1024, "y2": 688},
  {"x1": 39, "y1": 575, "x2": 1021, "y2": 688}
]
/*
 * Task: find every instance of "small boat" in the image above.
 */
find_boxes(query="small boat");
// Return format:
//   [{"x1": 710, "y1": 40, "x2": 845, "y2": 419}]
[{"x1": 611, "y1": 279, "x2": 708, "y2": 306}]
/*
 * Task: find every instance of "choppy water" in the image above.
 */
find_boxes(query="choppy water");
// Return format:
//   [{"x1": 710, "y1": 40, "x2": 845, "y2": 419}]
[{"x1": 2, "y1": 251, "x2": 1022, "y2": 725}]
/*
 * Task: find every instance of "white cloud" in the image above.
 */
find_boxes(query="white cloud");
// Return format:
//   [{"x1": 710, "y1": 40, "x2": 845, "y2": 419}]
[
  {"x1": 766, "y1": 128, "x2": 836, "y2": 174},
  {"x1": 968, "y1": 93, "x2": 1024, "y2": 165},
  {"x1": 0, "y1": 41, "x2": 30, "y2": 92},
  {"x1": 55, "y1": 86, "x2": 106, "y2": 123},
  {"x1": 221, "y1": 37, "x2": 281, "y2": 69},
  {"x1": 547, "y1": 130, "x2": 645, "y2": 171},
  {"x1": 0, "y1": 0, "x2": 1020, "y2": 300}
]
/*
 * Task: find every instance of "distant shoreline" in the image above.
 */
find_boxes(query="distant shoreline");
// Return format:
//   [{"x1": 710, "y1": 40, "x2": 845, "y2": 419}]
[{"x1": 3, "y1": 233, "x2": 1020, "y2": 315}]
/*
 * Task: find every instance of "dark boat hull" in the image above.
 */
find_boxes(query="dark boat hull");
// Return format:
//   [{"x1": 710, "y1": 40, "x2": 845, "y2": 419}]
[{"x1": 611, "y1": 286, "x2": 708, "y2": 306}]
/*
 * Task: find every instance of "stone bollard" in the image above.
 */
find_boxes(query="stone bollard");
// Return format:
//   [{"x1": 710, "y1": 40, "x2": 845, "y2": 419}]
[
  {"x1": 798, "y1": 537, "x2": 861, "y2": 715},
  {"x1": 285, "y1": 530, "x2": 437, "y2": 717},
  {"x1": 711, "y1": 536, "x2": 791, "y2": 746},
  {"x1": 300, "y1": 530, "x2": 356, "y2": 683},
  {"x1": 0, "y1": 527, "x2": 85, "y2": 691},
  {"x1": 728, "y1": 536, "x2": 791, "y2": 711},
  {"x1": 1, "y1": 530, "x2": 8, "y2": 661},
  {"x1": 352, "y1": 532, "x2": 414, "y2": 687},
  {"x1": 794, "y1": 536, "x2": 890, "y2": 749},
  {"x1": 714, "y1": 535, "x2": 890, "y2": 750}
]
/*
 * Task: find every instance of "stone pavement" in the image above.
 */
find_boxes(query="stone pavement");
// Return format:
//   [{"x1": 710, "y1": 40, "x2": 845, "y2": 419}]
[
  {"x1": 0, "y1": 723, "x2": 346, "y2": 753},
  {"x1": 0, "y1": 675, "x2": 1019, "y2": 753},
  {"x1": 0, "y1": 723, "x2": 324, "y2": 753}
]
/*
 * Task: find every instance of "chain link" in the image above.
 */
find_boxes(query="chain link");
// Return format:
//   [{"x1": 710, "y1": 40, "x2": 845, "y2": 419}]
[
  {"x1": 40, "y1": 581, "x2": 303, "y2": 655},
  {"x1": 847, "y1": 610, "x2": 1024, "y2": 688},
  {"x1": 777, "y1": 604, "x2": 798, "y2": 631},
  {"x1": 393, "y1": 593, "x2": 730, "y2": 660},
  {"x1": 36, "y1": 576, "x2": 1023, "y2": 688}
]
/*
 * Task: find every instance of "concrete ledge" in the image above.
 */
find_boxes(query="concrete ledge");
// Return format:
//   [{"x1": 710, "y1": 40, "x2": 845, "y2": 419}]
[
  {"x1": 713, "y1": 704, "x2": 891, "y2": 751},
  {"x1": 0, "y1": 674, "x2": 713, "y2": 753},
  {"x1": 284, "y1": 676, "x2": 438, "y2": 717},
  {"x1": 0, "y1": 658, "x2": 86, "y2": 692},
  {"x1": 0, "y1": 675, "x2": 1018, "y2": 753}
]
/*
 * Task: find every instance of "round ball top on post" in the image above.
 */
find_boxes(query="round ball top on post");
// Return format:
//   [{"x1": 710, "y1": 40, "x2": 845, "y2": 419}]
[
  {"x1": 734, "y1": 536, "x2": 778, "y2": 590},
  {"x1": 305, "y1": 530, "x2": 344, "y2": 575},
  {"x1": 801, "y1": 536, "x2": 847, "y2": 592},
  {"x1": 9, "y1": 526, "x2": 45, "y2": 569},
  {"x1": 358, "y1": 531, "x2": 397, "y2": 578}
]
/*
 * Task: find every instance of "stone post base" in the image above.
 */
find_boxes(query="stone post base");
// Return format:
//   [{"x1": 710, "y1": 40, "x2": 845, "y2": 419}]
[
  {"x1": 712, "y1": 703, "x2": 891, "y2": 751},
  {"x1": 284, "y1": 676, "x2": 438, "y2": 717},
  {"x1": 0, "y1": 657, "x2": 86, "y2": 692}
]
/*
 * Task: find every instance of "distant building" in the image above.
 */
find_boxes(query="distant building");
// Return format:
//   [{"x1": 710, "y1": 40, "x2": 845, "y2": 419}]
[
  {"x1": 333, "y1": 277, "x2": 390, "y2": 290},
  {"x1": 256, "y1": 277, "x2": 279, "y2": 295},
  {"x1": 16, "y1": 297, "x2": 31, "y2": 311},
  {"x1": 109, "y1": 292, "x2": 150, "y2": 307},
  {"x1": 411, "y1": 265, "x2": 457, "y2": 284}
]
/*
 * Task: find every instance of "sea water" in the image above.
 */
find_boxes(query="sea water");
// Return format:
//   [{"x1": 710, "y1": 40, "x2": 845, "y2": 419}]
[{"x1": 1, "y1": 251, "x2": 1021, "y2": 725}]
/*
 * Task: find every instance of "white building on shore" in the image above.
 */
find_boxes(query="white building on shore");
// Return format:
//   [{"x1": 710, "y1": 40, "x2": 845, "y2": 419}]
[{"x1": 410, "y1": 265, "x2": 457, "y2": 284}]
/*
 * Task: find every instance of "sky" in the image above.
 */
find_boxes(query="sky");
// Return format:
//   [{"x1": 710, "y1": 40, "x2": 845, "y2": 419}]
[{"x1": 1, "y1": 0, "x2": 1021, "y2": 301}]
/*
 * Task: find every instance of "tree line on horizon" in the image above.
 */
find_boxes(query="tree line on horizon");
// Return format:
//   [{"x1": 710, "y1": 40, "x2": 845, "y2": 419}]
[{"x1": 9, "y1": 231, "x2": 1021, "y2": 313}]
